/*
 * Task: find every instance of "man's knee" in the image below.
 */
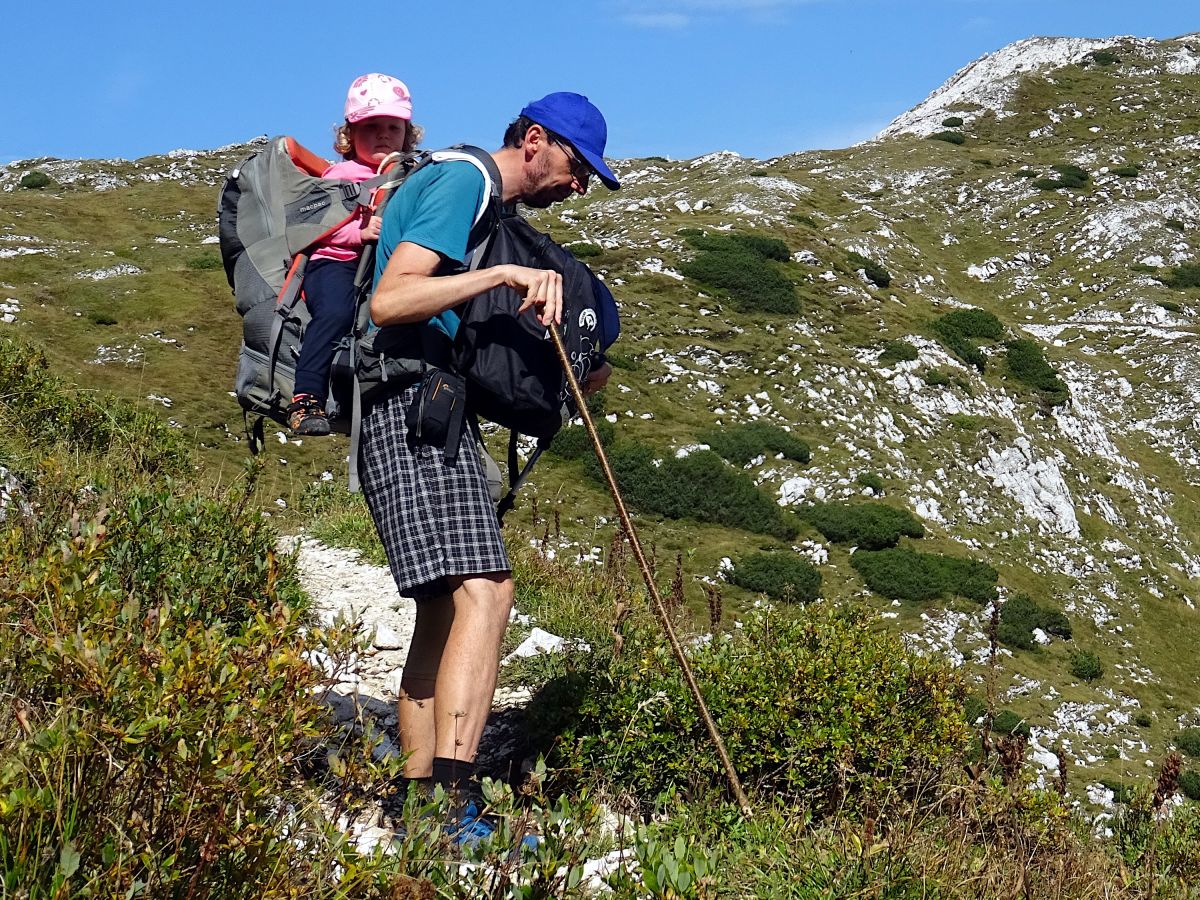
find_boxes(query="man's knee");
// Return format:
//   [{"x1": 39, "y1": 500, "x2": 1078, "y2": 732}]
[{"x1": 450, "y1": 572, "x2": 514, "y2": 618}]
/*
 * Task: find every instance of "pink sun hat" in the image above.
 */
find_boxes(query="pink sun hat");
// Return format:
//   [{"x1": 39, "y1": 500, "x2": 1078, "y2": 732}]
[{"x1": 344, "y1": 73, "x2": 413, "y2": 123}]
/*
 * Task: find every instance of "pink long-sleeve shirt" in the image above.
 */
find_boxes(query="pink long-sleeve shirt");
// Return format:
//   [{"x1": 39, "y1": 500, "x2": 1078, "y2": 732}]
[{"x1": 310, "y1": 158, "x2": 376, "y2": 263}]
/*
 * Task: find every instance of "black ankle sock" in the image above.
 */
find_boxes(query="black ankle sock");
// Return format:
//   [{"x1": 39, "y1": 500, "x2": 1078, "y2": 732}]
[{"x1": 431, "y1": 756, "x2": 477, "y2": 790}]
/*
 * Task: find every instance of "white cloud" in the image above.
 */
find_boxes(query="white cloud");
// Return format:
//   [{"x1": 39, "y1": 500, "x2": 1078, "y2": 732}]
[
  {"x1": 622, "y1": 11, "x2": 691, "y2": 27},
  {"x1": 618, "y1": 0, "x2": 818, "y2": 28}
]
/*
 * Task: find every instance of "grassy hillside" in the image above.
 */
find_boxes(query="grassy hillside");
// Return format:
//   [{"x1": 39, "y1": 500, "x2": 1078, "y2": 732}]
[{"x1": 3, "y1": 34, "x2": 1200, "y2": 814}]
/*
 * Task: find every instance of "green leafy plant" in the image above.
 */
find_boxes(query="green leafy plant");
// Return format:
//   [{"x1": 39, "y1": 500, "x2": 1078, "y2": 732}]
[
  {"x1": 878, "y1": 340, "x2": 918, "y2": 365},
  {"x1": 1035, "y1": 163, "x2": 1090, "y2": 191},
  {"x1": 1111, "y1": 164, "x2": 1140, "y2": 177},
  {"x1": 1084, "y1": 49, "x2": 1121, "y2": 66},
  {"x1": 856, "y1": 472, "x2": 885, "y2": 493},
  {"x1": 528, "y1": 606, "x2": 967, "y2": 815},
  {"x1": 847, "y1": 251, "x2": 891, "y2": 288},
  {"x1": 992, "y1": 710, "x2": 1031, "y2": 739},
  {"x1": 728, "y1": 552, "x2": 822, "y2": 603},
  {"x1": 1069, "y1": 650, "x2": 1104, "y2": 682},
  {"x1": 699, "y1": 421, "x2": 811, "y2": 466},
  {"x1": 186, "y1": 253, "x2": 222, "y2": 270},
  {"x1": 850, "y1": 547, "x2": 998, "y2": 603},
  {"x1": 932, "y1": 308, "x2": 1004, "y2": 372},
  {"x1": 928, "y1": 131, "x2": 966, "y2": 145},
  {"x1": 998, "y1": 593, "x2": 1071, "y2": 650},
  {"x1": 680, "y1": 232, "x2": 798, "y2": 314},
  {"x1": 567, "y1": 242, "x2": 603, "y2": 259},
  {"x1": 18, "y1": 170, "x2": 53, "y2": 190},
  {"x1": 924, "y1": 368, "x2": 951, "y2": 387},
  {"x1": 800, "y1": 501, "x2": 924, "y2": 550},
  {"x1": 548, "y1": 418, "x2": 616, "y2": 460},
  {"x1": 1166, "y1": 264, "x2": 1200, "y2": 290},
  {"x1": 1005, "y1": 339, "x2": 1069, "y2": 405},
  {"x1": 1181, "y1": 771, "x2": 1200, "y2": 802},
  {"x1": 941, "y1": 116, "x2": 965, "y2": 128},
  {"x1": 1177, "y1": 729, "x2": 1200, "y2": 759},
  {"x1": 1165, "y1": 218, "x2": 1187, "y2": 232},
  {"x1": 586, "y1": 442, "x2": 798, "y2": 539}
]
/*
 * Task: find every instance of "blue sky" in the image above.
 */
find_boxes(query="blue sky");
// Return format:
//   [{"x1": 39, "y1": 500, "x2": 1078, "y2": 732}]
[{"x1": 4, "y1": 1, "x2": 1196, "y2": 166}]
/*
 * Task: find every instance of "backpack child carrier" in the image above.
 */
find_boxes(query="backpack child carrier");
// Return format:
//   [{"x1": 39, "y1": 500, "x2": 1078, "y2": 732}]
[{"x1": 218, "y1": 137, "x2": 497, "y2": 448}]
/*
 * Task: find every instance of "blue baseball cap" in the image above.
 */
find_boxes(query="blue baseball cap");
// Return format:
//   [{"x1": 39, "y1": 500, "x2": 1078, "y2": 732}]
[{"x1": 520, "y1": 92, "x2": 621, "y2": 190}]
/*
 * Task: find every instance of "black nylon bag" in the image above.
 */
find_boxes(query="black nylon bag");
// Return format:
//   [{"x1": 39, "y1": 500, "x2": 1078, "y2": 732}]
[{"x1": 451, "y1": 216, "x2": 615, "y2": 440}]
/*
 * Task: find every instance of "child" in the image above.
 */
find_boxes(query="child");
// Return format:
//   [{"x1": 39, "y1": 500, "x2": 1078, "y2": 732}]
[{"x1": 288, "y1": 73, "x2": 422, "y2": 435}]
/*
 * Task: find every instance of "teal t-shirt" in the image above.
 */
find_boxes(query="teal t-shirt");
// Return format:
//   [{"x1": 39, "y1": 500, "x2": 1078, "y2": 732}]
[{"x1": 373, "y1": 160, "x2": 487, "y2": 339}]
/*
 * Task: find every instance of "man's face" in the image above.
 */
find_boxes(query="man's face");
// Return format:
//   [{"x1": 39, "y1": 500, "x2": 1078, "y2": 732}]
[{"x1": 522, "y1": 130, "x2": 589, "y2": 208}]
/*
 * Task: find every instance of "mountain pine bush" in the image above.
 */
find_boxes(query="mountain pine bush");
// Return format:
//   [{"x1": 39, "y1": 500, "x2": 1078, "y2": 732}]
[
  {"x1": 587, "y1": 443, "x2": 798, "y2": 539},
  {"x1": 727, "y1": 552, "x2": 821, "y2": 603},
  {"x1": 932, "y1": 308, "x2": 1004, "y2": 372},
  {"x1": 941, "y1": 116, "x2": 965, "y2": 128},
  {"x1": 878, "y1": 339, "x2": 918, "y2": 365},
  {"x1": 800, "y1": 501, "x2": 924, "y2": 550},
  {"x1": 699, "y1": 421, "x2": 811, "y2": 466},
  {"x1": 847, "y1": 251, "x2": 891, "y2": 288},
  {"x1": 680, "y1": 231, "x2": 798, "y2": 314},
  {"x1": 1177, "y1": 729, "x2": 1200, "y2": 759},
  {"x1": 928, "y1": 131, "x2": 966, "y2": 145},
  {"x1": 1166, "y1": 264, "x2": 1200, "y2": 290},
  {"x1": 548, "y1": 418, "x2": 616, "y2": 460},
  {"x1": 1070, "y1": 650, "x2": 1104, "y2": 682},
  {"x1": 998, "y1": 593, "x2": 1071, "y2": 650},
  {"x1": 18, "y1": 171, "x2": 53, "y2": 189},
  {"x1": 1005, "y1": 339, "x2": 1069, "y2": 405},
  {"x1": 850, "y1": 547, "x2": 998, "y2": 603}
]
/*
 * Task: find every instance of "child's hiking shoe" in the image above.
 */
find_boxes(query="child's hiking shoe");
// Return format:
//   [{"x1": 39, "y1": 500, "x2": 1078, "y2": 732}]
[
  {"x1": 447, "y1": 801, "x2": 540, "y2": 853},
  {"x1": 287, "y1": 394, "x2": 330, "y2": 436}
]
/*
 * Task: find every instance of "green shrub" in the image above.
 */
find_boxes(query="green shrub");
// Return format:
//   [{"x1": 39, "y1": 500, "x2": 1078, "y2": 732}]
[
  {"x1": 1004, "y1": 339, "x2": 1069, "y2": 405},
  {"x1": 1178, "y1": 729, "x2": 1200, "y2": 759},
  {"x1": 728, "y1": 553, "x2": 822, "y2": 604},
  {"x1": 1181, "y1": 772, "x2": 1200, "y2": 802},
  {"x1": 586, "y1": 443, "x2": 798, "y2": 539},
  {"x1": 1165, "y1": 218, "x2": 1187, "y2": 232},
  {"x1": 699, "y1": 422, "x2": 811, "y2": 466},
  {"x1": 1135, "y1": 712, "x2": 1153, "y2": 728},
  {"x1": 1159, "y1": 299, "x2": 1182, "y2": 313},
  {"x1": 1070, "y1": 650, "x2": 1103, "y2": 682},
  {"x1": 992, "y1": 710, "x2": 1031, "y2": 739},
  {"x1": 928, "y1": 131, "x2": 965, "y2": 145},
  {"x1": 1130, "y1": 263, "x2": 1158, "y2": 274},
  {"x1": 1015, "y1": 168, "x2": 1041, "y2": 179},
  {"x1": 1166, "y1": 264, "x2": 1200, "y2": 290},
  {"x1": 941, "y1": 116, "x2": 965, "y2": 128},
  {"x1": 847, "y1": 251, "x2": 891, "y2": 288},
  {"x1": 789, "y1": 213, "x2": 818, "y2": 228},
  {"x1": 548, "y1": 418, "x2": 615, "y2": 460},
  {"x1": 1084, "y1": 49, "x2": 1121, "y2": 66},
  {"x1": 878, "y1": 340, "x2": 918, "y2": 365},
  {"x1": 680, "y1": 232, "x2": 798, "y2": 314},
  {"x1": 567, "y1": 242, "x2": 603, "y2": 259},
  {"x1": 0, "y1": 338, "x2": 189, "y2": 477},
  {"x1": 856, "y1": 472, "x2": 885, "y2": 493},
  {"x1": 1102, "y1": 778, "x2": 1135, "y2": 804},
  {"x1": 850, "y1": 548, "x2": 998, "y2": 603},
  {"x1": 924, "y1": 368, "x2": 951, "y2": 387},
  {"x1": 605, "y1": 349, "x2": 640, "y2": 371},
  {"x1": 88, "y1": 311, "x2": 118, "y2": 326},
  {"x1": 1111, "y1": 164, "x2": 1140, "y2": 177},
  {"x1": 528, "y1": 606, "x2": 968, "y2": 814},
  {"x1": 932, "y1": 308, "x2": 1004, "y2": 372},
  {"x1": 186, "y1": 253, "x2": 222, "y2": 270},
  {"x1": 998, "y1": 593, "x2": 1071, "y2": 650},
  {"x1": 18, "y1": 170, "x2": 52, "y2": 190},
  {"x1": 801, "y1": 502, "x2": 924, "y2": 550}
]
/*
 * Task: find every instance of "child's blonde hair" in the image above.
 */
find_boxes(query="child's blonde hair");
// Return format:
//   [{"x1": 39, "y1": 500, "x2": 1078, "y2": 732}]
[{"x1": 334, "y1": 120, "x2": 424, "y2": 160}]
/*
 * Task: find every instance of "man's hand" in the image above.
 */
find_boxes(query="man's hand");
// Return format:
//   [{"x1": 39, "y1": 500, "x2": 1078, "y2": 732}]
[
  {"x1": 503, "y1": 265, "x2": 563, "y2": 326},
  {"x1": 582, "y1": 361, "x2": 612, "y2": 396},
  {"x1": 361, "y1": 215, "x2": 382, "y2": 242}
]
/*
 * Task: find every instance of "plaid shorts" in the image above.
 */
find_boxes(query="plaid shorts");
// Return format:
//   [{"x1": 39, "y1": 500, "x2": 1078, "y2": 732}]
[{"x1": 359, "y1": 381, "x2": 509, "y2": 599}]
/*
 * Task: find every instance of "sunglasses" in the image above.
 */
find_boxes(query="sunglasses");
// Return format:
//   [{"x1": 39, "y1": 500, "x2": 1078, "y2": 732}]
[{"x1": 551, "y1": 135, "x2": 593, "y2": 186}]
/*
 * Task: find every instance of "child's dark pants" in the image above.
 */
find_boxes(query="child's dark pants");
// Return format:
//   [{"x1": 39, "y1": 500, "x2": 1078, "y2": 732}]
[{"x1": 293, "y1": 258, "x2": 358, "y2": 404}]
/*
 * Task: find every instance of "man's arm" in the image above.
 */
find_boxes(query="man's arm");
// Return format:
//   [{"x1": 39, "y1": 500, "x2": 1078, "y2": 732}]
[{"x1": 370, "y1": 241, "x2": 564, "y2": 327}]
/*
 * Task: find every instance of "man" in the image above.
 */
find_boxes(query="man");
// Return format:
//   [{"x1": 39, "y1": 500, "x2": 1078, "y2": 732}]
[{"x1": 359, "y1": 92, "x2": 620, "y2": 826}]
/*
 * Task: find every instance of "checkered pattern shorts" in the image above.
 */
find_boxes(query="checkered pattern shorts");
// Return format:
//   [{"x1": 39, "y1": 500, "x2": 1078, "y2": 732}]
[{"x1": 359, "y1": 381, "x2": 509, "y2": 599}]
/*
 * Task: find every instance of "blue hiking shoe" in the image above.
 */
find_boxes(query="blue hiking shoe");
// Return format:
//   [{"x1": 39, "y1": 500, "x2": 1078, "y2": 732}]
[{"x1": 448, "y1": 801, "x2": 540, "y2": 852}]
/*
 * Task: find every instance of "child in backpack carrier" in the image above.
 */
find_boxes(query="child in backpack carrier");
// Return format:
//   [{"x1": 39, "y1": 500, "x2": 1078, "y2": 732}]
[{"x1": 288, "y1": 73, "x2": 422, "y2": 435}]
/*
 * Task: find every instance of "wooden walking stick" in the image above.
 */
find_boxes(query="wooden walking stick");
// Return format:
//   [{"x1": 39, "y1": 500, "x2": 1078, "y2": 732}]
[{"x1": 547, "y1": 325, "x2": 752, "y2": 816}]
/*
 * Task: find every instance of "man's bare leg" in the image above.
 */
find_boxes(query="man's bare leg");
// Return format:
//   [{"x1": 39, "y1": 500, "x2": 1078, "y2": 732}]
[
  {"x1": 434, "y1": 572, "x2": 514, "y2": 762},
  {"x1": 397, "y1": 596, "x2": 454, "y2": 778}
]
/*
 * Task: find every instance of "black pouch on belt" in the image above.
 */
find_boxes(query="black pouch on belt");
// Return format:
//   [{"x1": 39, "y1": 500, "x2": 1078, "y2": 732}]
[{"x1": 406, "y1": 369, "x2": 468, "y2": 464}]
